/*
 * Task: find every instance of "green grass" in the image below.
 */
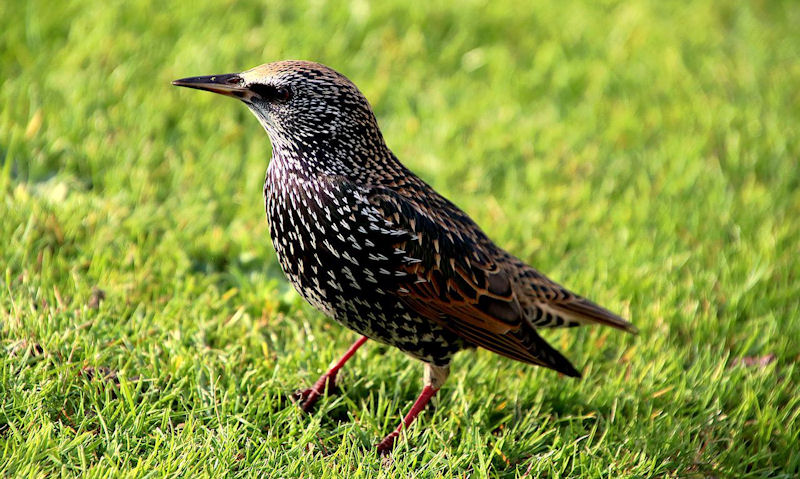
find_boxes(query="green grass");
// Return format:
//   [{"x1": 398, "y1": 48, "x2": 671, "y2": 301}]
[{"x1": 2, "y1": 0, "x2": 799, "y2": 477}]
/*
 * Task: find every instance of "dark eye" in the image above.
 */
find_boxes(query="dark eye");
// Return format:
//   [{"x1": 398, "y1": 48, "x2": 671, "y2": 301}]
[
  {"x1": 249, "y1": 83, "x2": 292, "y2": 103},
  {"x1": 275, "y1": 86, "x2": 291, "y2": 102}
]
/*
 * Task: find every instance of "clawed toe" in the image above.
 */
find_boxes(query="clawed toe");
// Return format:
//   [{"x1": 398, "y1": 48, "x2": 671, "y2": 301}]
[
  {"x1": 375, "y1": 431, "x2": 400, "y2": 455},
  {"x1": 292, "y1": 388, "x2": 322, "y2": 413},
  {"x1": 291, "y1": 387, "x2": 314, "y2": 408},
  {"x1": 292, "y1": 376, "x2": 339, "y2": 412}
]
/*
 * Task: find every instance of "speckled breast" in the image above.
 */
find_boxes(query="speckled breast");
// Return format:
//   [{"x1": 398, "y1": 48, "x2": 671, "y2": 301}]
[{"x1": 263, "y1": 161, "x2": 464, "y2": 365}]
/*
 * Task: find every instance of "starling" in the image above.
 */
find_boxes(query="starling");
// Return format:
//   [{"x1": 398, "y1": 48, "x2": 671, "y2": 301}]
[{"x1": 173, "y1": 61, "x2": 636, "y2": 454}]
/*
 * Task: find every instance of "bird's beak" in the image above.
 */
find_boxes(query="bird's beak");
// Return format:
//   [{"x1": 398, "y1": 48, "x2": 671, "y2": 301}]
[{"x1": 171, "y1": 73, "x2": 248, "y2": 99}]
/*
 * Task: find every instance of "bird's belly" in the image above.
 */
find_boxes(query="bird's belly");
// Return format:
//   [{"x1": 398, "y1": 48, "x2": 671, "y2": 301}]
[
  {"x1": 273, "y1": 232, "x2": 462, "y2": 363},
  {"x1": 265, "y1": 186, "x2": 463, "y2": 364}
]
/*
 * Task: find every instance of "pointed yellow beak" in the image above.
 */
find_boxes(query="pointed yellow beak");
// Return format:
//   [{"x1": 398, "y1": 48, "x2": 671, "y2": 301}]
[{"x1": 172, "y1": 73, "x2": 248, "y2": 99}]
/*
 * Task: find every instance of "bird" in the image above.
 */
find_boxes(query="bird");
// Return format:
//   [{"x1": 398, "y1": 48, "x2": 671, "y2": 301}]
[{"x1": 173, "y1": 60, "x2": 636, "y2": 454}]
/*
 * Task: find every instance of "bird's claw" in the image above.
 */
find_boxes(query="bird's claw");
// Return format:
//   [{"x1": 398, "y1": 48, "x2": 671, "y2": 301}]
[
  {"x1": 375, "y1": 431, "x2": 400, "y2": 456},
  {"x1": 292, "y1": 374, "x2": 339, "y2": 412}
]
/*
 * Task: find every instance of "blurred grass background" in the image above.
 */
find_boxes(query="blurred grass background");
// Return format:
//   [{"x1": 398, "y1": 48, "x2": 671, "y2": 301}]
[{"x1": 1, "y1": 0, "x2": 799, "y2": 477}]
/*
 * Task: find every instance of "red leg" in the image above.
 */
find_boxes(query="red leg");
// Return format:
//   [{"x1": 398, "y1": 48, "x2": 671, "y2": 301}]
[
  {"x1": 376, "y1": 363, "x2": 450, "y2": 455},
  {"x1": 294, "y1": 335, "x2": 368, "y2": 412},
  {"x1": 376, "y1": 385, "x2": 439, "y2": 455}
]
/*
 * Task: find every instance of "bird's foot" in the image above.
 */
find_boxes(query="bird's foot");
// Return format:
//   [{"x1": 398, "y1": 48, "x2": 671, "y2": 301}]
[
  {"x1": 374, "y1": 381, "x2": 442, "y2": 455},
  {"x1": 375, "y1": 431, "x2": 400, "y2": 456},
  {"x1": 292, "y1": 373, "x2": 339, "y2": 412},
  {"x1": 292, "y1": 336, "x2": 368, "y2": 413}
]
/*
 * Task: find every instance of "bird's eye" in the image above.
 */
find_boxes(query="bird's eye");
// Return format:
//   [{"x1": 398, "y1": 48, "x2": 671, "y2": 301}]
[
  {"x1": 249, "y1": 83, "x2": 292, "y2": 103},
  {"x1": 275, "y1": 86, "x2": 292, "y2": 103}
]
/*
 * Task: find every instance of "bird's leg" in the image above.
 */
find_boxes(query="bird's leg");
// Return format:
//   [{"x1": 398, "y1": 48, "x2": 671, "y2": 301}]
[
  {"x1": 376, "y1": 363, "x2": 450, "y2": 455},
  {"x1": 294, "y1": 335, "x2": 368, "y2": 412}
]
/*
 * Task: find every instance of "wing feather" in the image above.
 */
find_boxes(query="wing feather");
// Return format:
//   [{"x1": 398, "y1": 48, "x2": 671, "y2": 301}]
[{"x1": 366, "y1": 186, "x2": 581, "y2": 377}]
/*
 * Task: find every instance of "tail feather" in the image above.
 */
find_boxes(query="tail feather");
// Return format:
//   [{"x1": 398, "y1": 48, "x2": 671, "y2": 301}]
[
  {"x1": 553, "y1": 298, "x2": 638, "y2": 334},
  {"x1": 510, "y1": 263, "x2": 636, "y2": 334}
]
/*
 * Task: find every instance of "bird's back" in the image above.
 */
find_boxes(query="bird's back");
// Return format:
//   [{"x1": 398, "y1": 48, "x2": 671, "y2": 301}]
[
  {"x1": 319, "y1": 154, "x2": 635, "y2": 375},
  {"x1": 370, "y1": 156, "x2": 635, "y2": 333}
]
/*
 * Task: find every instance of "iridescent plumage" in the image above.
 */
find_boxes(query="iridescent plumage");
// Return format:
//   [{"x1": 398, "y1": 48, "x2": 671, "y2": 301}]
[{"x1": 174, "y1": 61, "x2": 636, "y2": 454}]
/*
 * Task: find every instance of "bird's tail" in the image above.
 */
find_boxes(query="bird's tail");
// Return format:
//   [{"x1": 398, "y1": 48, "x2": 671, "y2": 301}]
[{"x1": 550, "y1": 297, "x2": 638, "y2": 334}]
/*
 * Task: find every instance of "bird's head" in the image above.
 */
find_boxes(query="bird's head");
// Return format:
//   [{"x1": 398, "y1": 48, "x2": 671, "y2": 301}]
[{"x1": 173, "y1": 61, "x2": 386, "y2": 160}]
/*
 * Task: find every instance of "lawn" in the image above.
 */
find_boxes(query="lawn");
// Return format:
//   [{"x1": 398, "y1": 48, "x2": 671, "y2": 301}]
[{"x1": 1, "y1": 0, "x2": 799, "y2": 477}]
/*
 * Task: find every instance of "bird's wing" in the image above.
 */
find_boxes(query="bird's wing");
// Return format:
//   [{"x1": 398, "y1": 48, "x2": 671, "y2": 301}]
[{"x1": 361, "y1": 184, "x2": 581, "y2": 377}]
